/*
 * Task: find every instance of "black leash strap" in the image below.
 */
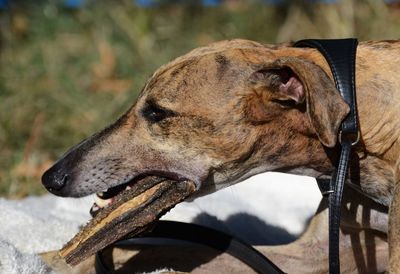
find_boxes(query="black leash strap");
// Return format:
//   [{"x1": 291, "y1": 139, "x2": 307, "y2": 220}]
[
  {"x1": 95, "y1": 220, "x2": 284, "y2": 274},
  {"x1": 295, "y1": 38, "x2": 359, "y2": 274}
]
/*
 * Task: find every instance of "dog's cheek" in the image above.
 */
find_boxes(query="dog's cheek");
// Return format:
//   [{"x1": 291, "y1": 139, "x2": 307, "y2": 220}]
[
  {"x1": 147, "y1": 116, "x2": 215, "y2": 146},
  {"x1": 142, "y1": 114, "x2": 259, "y2": 175},
  {"x1": 144, "y1": 140, "x2": 218, "y2": 186}
]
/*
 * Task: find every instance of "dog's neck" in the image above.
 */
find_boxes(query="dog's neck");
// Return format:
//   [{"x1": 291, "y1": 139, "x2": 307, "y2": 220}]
[{"x1": 281, "y1": 44, "x2": 400, "y2": 206}]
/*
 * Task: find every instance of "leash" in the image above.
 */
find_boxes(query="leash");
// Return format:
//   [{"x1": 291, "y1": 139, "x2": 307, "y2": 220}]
[
  {"x1": 295, "y1": 38, "x2": 359, "y2": 274},
  {"x1": 94, "y1": 220, "x2": 284, "y2": 274},
  {"x1": 94, "y1": 39, "x2": 359, "y2": 274}
]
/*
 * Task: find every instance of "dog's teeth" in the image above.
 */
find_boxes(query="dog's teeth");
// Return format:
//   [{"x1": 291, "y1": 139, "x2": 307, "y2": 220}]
[
  {"x1": 91, "y1": 203, "x2": 100, "y2": 211},
  {"x1": 90, "y1": 204, "x2": 100, "y2": 217},
  {"x1": 94, "y1": 196, "x2": 112, "y2": 208},
  {"x1": 126, "y1": 185, "x2": 131, "y2": 190}
]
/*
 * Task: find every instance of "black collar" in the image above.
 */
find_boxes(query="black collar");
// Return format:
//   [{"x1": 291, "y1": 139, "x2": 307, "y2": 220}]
[{"x1": 295, "y1": 38, "x2": 359, "y2": 274}]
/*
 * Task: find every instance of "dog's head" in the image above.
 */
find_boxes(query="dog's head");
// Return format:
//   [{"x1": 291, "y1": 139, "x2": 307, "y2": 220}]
[{"x1": 42, "y1": 39, "x2": 349, "y2": 198}]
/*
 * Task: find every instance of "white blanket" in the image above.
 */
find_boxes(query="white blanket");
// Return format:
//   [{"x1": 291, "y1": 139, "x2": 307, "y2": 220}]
[{"x1": 0, "y1": 172, "x2": 322, "y2": 273}]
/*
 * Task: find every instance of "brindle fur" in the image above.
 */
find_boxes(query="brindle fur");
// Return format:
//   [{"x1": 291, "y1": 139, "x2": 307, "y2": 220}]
[{"x1": 42, "y1": 39, "x2": 400, "y2": 273}]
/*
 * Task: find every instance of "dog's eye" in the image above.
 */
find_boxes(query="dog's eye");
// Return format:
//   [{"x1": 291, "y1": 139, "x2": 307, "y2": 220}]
[{"x1": 142, "y1": 101, "x2": 174, "y2": 123}]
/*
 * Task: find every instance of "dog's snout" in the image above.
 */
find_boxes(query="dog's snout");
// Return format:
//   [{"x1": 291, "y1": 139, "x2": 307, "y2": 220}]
[{"x1": 41, "y1": 167, "x2": 69, "y2": 194}]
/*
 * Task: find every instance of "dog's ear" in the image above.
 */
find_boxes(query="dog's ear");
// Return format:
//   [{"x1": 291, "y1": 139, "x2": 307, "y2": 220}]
[{"x1": 249, "y1": 57, "x2": 350, "y2": 147}]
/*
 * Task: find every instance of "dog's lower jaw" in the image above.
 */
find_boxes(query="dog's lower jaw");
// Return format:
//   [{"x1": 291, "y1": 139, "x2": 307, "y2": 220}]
[
  {"x1": 204, "y1": 164, "x2": 279, "y2": 191},
  {"x1": 199, "y1": 163, "x2": 326, "y2": 197},
  {"x1": 279, "y1": 166, "x2": 328, "y2": 178}
]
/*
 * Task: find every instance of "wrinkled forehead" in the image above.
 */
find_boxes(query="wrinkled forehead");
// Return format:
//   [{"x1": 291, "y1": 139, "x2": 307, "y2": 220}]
[
  {"x1": 139, "y1": 48, "x2": 274, "y2": 109},
  {"x1": 145, "y1": 55, "x2": 229, "y2": 101}
]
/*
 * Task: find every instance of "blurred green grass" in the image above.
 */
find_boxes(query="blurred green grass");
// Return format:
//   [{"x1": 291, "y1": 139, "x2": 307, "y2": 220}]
[{"x1": 1, "y1": 0, "x2": 399, "y2": 198}]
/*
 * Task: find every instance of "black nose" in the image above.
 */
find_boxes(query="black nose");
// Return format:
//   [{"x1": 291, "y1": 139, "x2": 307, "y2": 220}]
[{"x1": 41, "y1": 167, "x2": 69, "y2": 194}]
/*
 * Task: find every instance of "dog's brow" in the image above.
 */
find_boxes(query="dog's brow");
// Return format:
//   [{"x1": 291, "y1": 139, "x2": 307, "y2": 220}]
[
  {"x1": 145, "y1": 98, "x2": 169, "y2": 110},
  {"x1": 142, "y1": 98, "x2": 178, "y2": 118}
]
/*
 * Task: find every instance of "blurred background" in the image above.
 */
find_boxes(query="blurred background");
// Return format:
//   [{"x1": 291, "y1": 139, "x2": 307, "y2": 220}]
[{"x1": 0, "y1": 0, "x2": 399, "y2": 198}]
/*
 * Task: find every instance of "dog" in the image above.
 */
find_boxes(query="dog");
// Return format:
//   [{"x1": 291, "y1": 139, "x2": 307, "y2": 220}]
[{"x1": 42, "y1": 39, "x2": 400, "y2": 273}]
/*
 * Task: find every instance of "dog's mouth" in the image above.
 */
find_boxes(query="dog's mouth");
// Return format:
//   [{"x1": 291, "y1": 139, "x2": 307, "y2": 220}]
[
  {"x1": 89, "y1": 176, "x2": 147, "y2": 217},
  {"x1": 89, "y1": 172, "x2": 188, "y2": 216},
  {"x1": 59, "y1": 175, "x2": 196, "y2": 265}
]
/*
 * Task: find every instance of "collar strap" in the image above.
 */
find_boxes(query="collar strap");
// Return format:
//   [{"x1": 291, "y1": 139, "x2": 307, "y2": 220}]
[{"x1": 294, "y1": 38, "x2": 359, "y2": 274}]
